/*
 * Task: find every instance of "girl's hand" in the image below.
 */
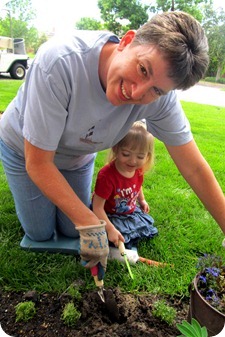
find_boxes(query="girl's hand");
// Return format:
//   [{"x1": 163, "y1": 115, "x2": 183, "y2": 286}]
[
  {"x1": 107, "y1": 225, "x2": 124, "y2": 247},
  {"x1": 139, "y1": 199, "x2": 150, "y2": 213},
  {"x1": 92, "y1": 194, "x2": 124, "y2": 246}
]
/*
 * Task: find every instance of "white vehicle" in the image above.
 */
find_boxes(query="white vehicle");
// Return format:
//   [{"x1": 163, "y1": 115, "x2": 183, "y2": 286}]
[{"x1": 0, "y1": 36, "x2": 29, "y2": 79}]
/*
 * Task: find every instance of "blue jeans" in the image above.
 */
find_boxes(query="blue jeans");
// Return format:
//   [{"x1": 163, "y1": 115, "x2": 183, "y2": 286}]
[{"x1": 0, "y1": 139, "x2": 95, "y2": 241}]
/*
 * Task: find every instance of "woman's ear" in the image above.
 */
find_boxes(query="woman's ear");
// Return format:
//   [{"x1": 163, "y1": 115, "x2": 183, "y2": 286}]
[{"x1": 118, "y1": 30, "x2": 136, "y2": 51}]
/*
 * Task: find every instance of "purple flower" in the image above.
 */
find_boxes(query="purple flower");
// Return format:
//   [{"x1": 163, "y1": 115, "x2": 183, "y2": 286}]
[
  {"x1": 199, "y1": 275, "x2": 207, "y2": 284},
  {"x1": 205, "y1": 267, "x2": 220, "y2": 277},
  {"x1": 205, "y1": 288, "x2": 216, "y2": 299},
  {"x1": 196, "y1": 254, "x2": 225, "y2": 314}
]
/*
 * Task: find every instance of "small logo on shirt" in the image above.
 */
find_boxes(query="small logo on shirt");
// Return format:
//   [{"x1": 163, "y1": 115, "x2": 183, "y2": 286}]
[{"x1": 80, "y1": 125, "x2": 103, "y2": 145}]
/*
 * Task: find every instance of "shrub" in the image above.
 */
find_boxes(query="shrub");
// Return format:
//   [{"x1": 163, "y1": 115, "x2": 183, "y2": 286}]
[{"x1": 204, "y1": 77, "x2": 225, "y2": 85}]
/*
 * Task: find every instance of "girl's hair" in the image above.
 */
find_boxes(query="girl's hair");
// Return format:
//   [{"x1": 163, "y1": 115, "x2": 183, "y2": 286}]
[{"x1": 108, "y1": 121, "x2": 154, "y2": 174}]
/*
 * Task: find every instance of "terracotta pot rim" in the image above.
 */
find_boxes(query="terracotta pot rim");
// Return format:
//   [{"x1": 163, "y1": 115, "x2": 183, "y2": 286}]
[{"x1": 193, "y1": 272, "x2": 225, "y2": 318}]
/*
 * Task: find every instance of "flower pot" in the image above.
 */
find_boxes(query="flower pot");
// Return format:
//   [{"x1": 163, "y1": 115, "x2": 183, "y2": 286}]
[{"x1": 188, "y1": 273, "x2": 225, "y2": 336}]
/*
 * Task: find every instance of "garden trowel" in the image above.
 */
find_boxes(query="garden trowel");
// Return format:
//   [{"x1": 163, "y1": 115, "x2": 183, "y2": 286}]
[
  {"x1": 91, "y1": 264, "x2": 119, "y2": 322},
  {"x1": 91, "y1": 265, "x2": 105, "y2": 302}
]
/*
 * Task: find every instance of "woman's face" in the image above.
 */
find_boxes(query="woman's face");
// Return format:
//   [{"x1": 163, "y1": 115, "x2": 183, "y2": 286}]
[{"x1": 103, "y1": 32, "x2": 176, "y2": 106}]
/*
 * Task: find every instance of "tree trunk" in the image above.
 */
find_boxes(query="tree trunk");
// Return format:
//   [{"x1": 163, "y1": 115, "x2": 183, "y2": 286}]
[
  {"x1": 171, "y1": 0, "x2": 175, "y2": 11},
  {"x1": 216, "y1": 65, "x2": 222, "y2": 81}
]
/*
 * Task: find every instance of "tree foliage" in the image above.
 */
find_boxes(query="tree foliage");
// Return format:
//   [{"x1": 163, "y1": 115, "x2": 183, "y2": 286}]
[
  {"x1": 0, "y1": 0, "x2": 39, "y2": 52},
  {"x1": 75, "y1": 17, "x2": 103, "y2": 31},
  {"x1": 97, "y1": 0, "x2": 149, "y2": 35},
  {"x1": 150, "y1": 0, "x2": 213, "y2": 23},
  {"x1": 6, "y1": 0, "x2": 36, "y2": 22},
  {"x1": 205, "y1": 10, "x2": 225, "y2": 80}
]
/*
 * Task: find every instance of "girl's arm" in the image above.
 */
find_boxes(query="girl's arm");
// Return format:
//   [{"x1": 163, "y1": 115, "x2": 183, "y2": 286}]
[
  {"x1": 92, "y1": 193, "x2": 125, "y2": 246},
  {"x1": 138, "y1": 186, "x2": 150, "y2": 213}
]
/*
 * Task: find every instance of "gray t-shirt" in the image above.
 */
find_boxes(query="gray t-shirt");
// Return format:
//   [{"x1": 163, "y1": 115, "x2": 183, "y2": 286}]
[{"x1": 0, "y1": 30, "x2": 192, "y2": 170}]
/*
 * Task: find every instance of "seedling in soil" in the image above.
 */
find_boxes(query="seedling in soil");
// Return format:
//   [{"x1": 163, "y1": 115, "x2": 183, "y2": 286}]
[
  {"x1": 66, "y1": 285, "x2": 82, "y2": 301},
  {"x1": 61, "y1": 302, "x2": 81, "y2": 327},
  {"x1": 152, "y1": 299, "x2": 177, "y2": 326},
  {"x1": 15, "y1": 301, "x2": 36, "y2": 322}
]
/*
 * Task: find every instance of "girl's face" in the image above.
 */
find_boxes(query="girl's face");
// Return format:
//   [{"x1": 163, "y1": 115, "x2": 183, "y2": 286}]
[
  {"x1": 102, "y1": 31, "x2": 176, "y2": 106},
  {"x1": 115, "y1": 146, "x2": 148, "y2": 175}
]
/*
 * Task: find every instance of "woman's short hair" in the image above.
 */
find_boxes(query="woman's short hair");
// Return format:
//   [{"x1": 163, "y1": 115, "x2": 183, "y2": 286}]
[{"x1": 132, "y1": 11, "x2": 209, "y2": 90}]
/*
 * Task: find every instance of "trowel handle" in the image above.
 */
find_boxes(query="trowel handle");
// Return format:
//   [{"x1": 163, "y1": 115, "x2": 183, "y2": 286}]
[
  {"x1": 118, "y1": 240, "x2": 126, "y2": 256},
  {"x1": 91, "y1": 266, "x2": 104, "y2": 287}
]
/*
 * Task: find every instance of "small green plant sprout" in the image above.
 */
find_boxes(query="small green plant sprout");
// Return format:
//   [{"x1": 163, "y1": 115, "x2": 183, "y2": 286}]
[
  {"x1": 152, "y1": 299, "x2": 176, "y2": 325},
  {"x1": 61, "y1": 302, "x2": 81, "y2": 327},
  {"x1": 15, "y1": 301, "x2": 36, "y2": 322},
  {"x1": 67, "y1": 285, "x2": 82, "y2": 301},
  {"x1": 176, "y1": 318, "x2": 208, "y2": 337}
]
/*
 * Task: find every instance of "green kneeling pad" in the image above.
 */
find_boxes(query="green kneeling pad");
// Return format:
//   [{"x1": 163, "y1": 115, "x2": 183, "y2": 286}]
[{"x1": 20, "y1": 231, "x2": 80, "y2": 255}]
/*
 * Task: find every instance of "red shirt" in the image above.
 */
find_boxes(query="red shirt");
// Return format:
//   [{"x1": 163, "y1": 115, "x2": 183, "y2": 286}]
[{"x1": 94, "y1": 161, "x2": 143, "y2": 214}]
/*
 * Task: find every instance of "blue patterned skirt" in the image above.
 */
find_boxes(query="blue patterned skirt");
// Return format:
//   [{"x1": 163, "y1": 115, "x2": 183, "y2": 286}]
[{"x1": 107, "y1": 207, "x2": 158, "y2": 249}]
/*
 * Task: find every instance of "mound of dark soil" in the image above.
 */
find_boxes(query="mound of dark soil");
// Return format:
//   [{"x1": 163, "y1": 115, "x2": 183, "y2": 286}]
[{"x1": 0, "y1": 287, "x2": 189, "y2": 337}]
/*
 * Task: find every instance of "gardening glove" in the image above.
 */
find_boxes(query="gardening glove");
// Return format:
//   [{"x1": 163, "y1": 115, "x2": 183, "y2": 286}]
[{"x1": 77, "y1": 220, "x2": 109, "y2": 279}]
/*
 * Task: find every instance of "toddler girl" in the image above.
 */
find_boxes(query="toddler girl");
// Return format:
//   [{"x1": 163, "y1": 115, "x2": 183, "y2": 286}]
[{"x1": 92, "y1": 121, "x2": 158, "y2": 249}]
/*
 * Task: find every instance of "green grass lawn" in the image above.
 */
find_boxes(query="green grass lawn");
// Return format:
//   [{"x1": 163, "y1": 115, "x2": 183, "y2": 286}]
[
  {"x1": 1, "y1": 81, "x2": 225, "y2": 299},
  {"x1": 0, "y1": 79, "x2": 24, "y2": 113}
]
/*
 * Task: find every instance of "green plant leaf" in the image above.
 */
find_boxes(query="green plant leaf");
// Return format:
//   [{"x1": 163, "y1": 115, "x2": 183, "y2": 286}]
[
  {"x1": 200, "y1": 326, "x2": 208, "y2": 337},
  {"x1": 177, "y1": 319, "x2": 208, "y2": 337},
  {"x1": 191, "y1": 318, "x2": 204, "y2": 336},
  {"x1": 176, "y1": 321, "x2": 198, "y2": 337}
]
